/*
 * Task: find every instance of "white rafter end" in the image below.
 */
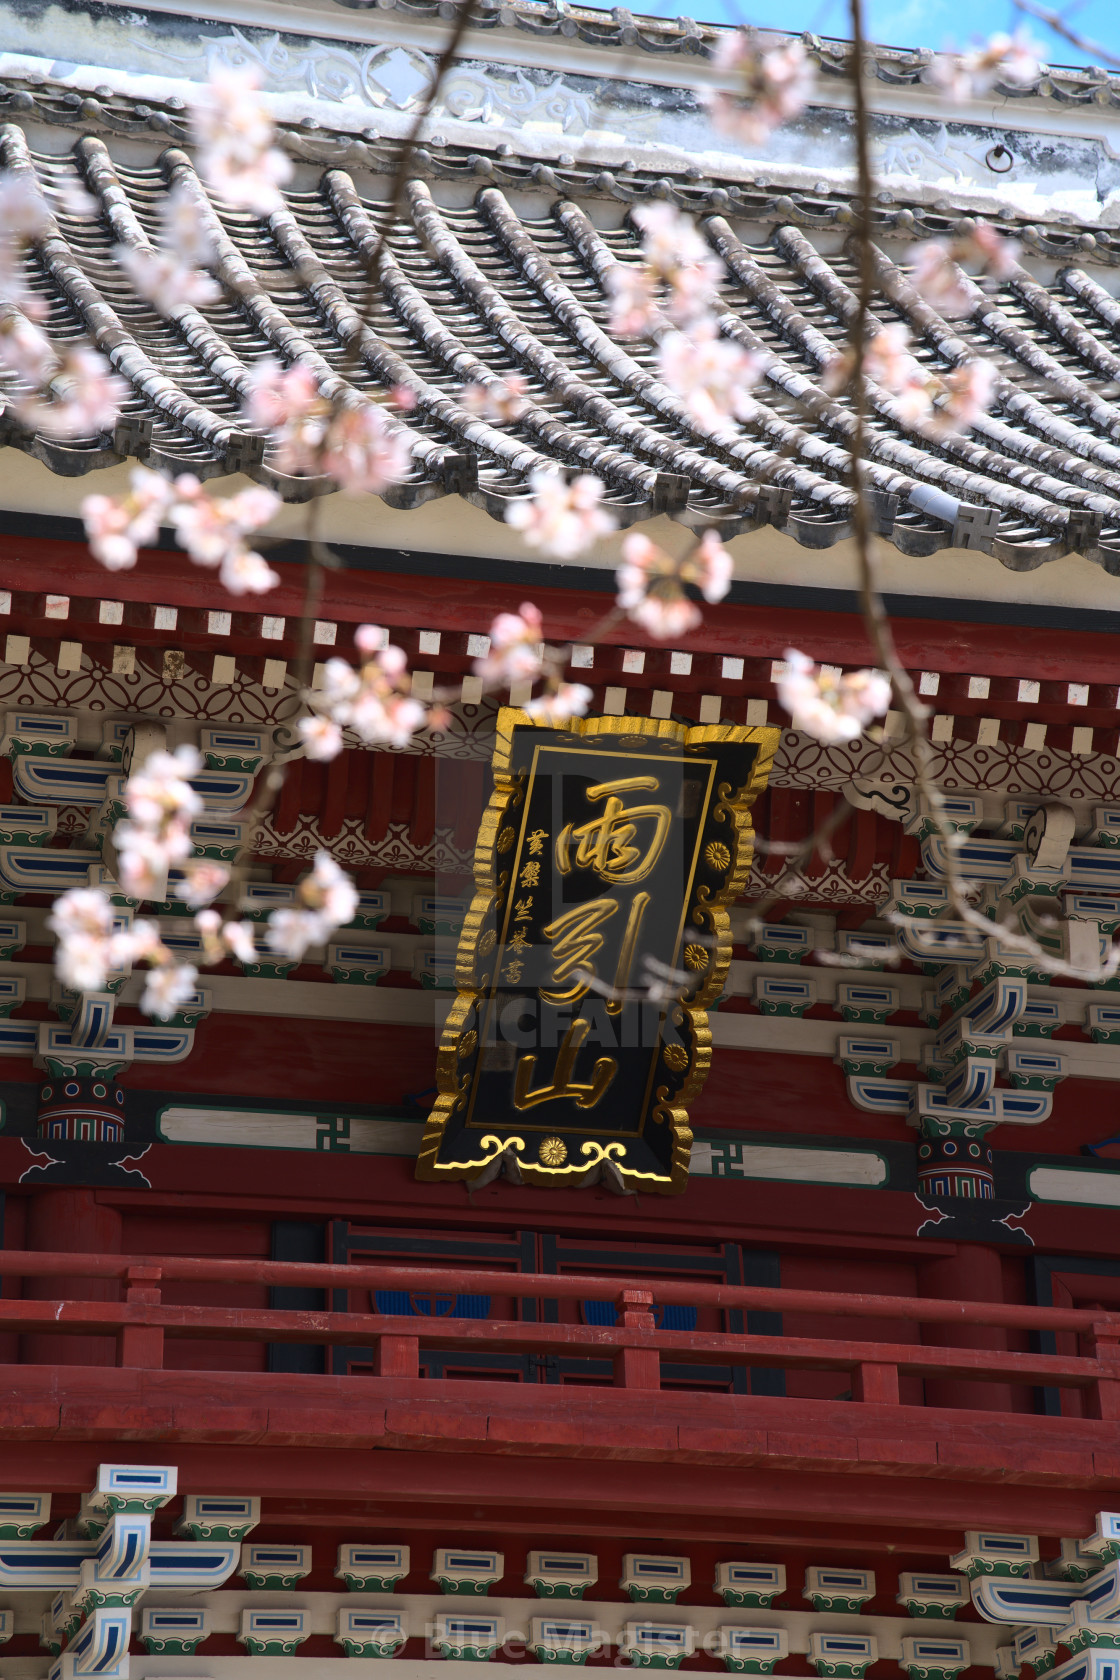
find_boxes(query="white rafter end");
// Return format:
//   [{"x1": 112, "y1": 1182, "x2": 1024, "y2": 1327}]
[
  {"x1": 261, "y1": 658, "x2": 287, "y2": 691},
  {"x1": 99, "y1": 601, "x2": 124, "y2": 627},
  {"x1": 918, "y1": 671, "x2": 940, "y2": 696},
  {"x1": 650, "y1": 690, "x2": 673, "y2": 719},
  {"x1": 112, "y1": 645, "x2": 136, "y2": 676},
  {"x1": 57, "y1": 641, "x2": 82, "y2": 674},
  {"x1": 699, "y1": 694, "x2": 721, "y2": 724},
  {"x1": 930, "y1": 714, "x2": 955, "y2": 744},
  {"x1": 1017, "y1": 679, "x2": 1040, "y2": 704},
  {"x1": 603, "y1": 686, "x2": 627, "y2": 716},
  {"x1": 1023, "y1": 721, "x2": 1047, "y2": 751},
  {"x1": 1072, "y1": 725, "x2": 1094, "y2": 756}
]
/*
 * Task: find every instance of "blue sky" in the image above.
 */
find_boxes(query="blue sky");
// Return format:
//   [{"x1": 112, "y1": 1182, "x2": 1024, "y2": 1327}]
[{"x1": 638, "y1": 0, "x2": 1120, "y2": 66}]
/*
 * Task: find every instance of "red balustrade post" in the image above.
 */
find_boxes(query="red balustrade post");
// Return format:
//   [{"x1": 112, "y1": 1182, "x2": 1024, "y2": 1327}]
[
  {"x1": 374, "y1": 1335, "x2": 420, "y2": 1378},
  {"x1": 117, "y1": 1266, "x2": 164, "y2": 1370},
  {"x1": 23, "y1": 1190, "x2": 122, "y2": 1367},
  {"x1": 917, "y1": 1246, "x2": 1014, "y2": 1412},
  {"x1": 851, "y1": 1361, "x2": 901, "y2": 1405},
  {"x1": 1088, "y1": 1323, "x2": 1120, "y2": 1419},
  {"x1": 614, "y1": 1289, "x2": 660, "y2": 1389}
]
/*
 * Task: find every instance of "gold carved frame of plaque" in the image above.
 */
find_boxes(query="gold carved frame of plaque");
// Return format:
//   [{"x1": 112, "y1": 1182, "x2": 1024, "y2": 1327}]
[{"x1": 416, "y1": 710, "x2": 778, "y2": 1194}]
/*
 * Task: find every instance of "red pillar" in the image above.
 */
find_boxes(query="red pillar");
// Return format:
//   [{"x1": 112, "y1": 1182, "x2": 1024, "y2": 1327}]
[
  {"x1": 22, "y1": 1189, "x2": 122, "y2": 1367},
  {"x1": 919, "y1": 1245, "x2": 1013, "y2": 1412}
]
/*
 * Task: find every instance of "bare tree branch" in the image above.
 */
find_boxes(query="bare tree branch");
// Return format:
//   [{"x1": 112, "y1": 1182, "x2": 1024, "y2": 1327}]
[{"x1": 1011, "y1": 0, "x2": 1120, "y2": 71}]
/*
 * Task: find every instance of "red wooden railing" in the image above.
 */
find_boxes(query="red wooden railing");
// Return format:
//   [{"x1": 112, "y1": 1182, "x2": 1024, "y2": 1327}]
[{"x1": 2, "y1": 1250, "x2": 1118, "y2": 1413}]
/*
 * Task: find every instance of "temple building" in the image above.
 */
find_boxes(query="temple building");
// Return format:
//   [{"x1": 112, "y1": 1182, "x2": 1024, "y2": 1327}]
[{"x1": 1, "y1": 1, "x2": 1120, "y2": 1680}]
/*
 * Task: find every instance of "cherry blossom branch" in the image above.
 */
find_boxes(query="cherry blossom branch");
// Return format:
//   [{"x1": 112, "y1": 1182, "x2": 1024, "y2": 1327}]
[
  {"x1": 838, "y1": 0, "x2": 1120, "y2": 987},
  {"x1": 1010, "y1": 0, "x2": 1120, "y2": 70}
]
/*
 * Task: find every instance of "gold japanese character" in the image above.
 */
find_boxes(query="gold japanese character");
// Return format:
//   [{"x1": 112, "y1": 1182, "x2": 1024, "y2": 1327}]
[
  {"x1": 556, "y1": 777, "x2": 671, "y2": 885},
  {"x1": 527, "y1": 829, "x2": 548, "y2": 856},
  {"x1": 513, "y1": 896, "x2": 535, "y2": 922},
  {"x1": 540, "y1": 893, "x2": 650, "y2": 1010},
  {"x1": 507, "y1": 927, "x2": 531, "y2": 955},
  {"x1": 513, "y1": 1017, "x2": 617, "y2": 1111},
  {"x1": 540, "y1": 898, "x2": 616, "y2": 1006},
  {"x1": 502, "y1": 958, "x2": 525, "y2": 985},
  {"x1": 519, "y1": 862, "x2": 541, "y2": 888}
]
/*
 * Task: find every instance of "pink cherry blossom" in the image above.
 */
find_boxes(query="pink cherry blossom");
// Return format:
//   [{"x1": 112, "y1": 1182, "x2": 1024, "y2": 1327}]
[
  {"x1": 658, "y1": 327, "x2": 763, "y2": 428},
  {"x1": 524, "y1": 682, "x2": 595, "y2": 723},
  {"x1": 475, "y1": 603, "x2": 546, "y2": 686},
  {"x1": 167, "y1": 478, "x2": 281, "y2": 593},
  {"x1": 695, "y1": 529, "x2": 734, "y2": 603},
  {"x1": 192, "y1": 67, "x2": 293, "y2": 217},
  {"x1": 221, "y1": 919, "x2": 259, "y2": 965},
  {"x1": 778, "y1": 649, "x2": 891, "y2": 743},
  {"x1": 708, "y1": 33, "x2": 816, "y2": 145},
  {"x1": 616, "y1": 538, "x2": 702, "y2": 638},
  {"x1": 0, "y1": 313, "x2": 54, "y2": 385},
  {"x1": 823, "y1": 323, "x2": 936, "y2": 423},
  {"x1": 173, "y1": 860, "x2": 231, "y2": 908},
  {"x1": 631, "y1": 203, "x2": 724, "y2": 328},
  {"x1": 126, "y1": 745, "x2": 203, "y2": 829},
  {"x1": 265, "y1": 851, "x2": 358, "y2": 959},
  {"x1": 969, "y1": 221, "x2": 1020, "y2": 280},
  {"x1": 633, "y1": 202, "x2": 712, "y2": 280},
  {"x1": 0, "y1": 174, "x2": 49, "y2": 242},
  {"x1": 25, "y1": 345, "x2": 128, "y2": 438},
  {"x1": 117, "y1": 245, "x2": 219, "y2": 313},
  {"x1": 161, "y1": 183, "x2": 215, "y2": 270},
  {"x1": 48, "y1": 888, "x2": 117, "y2": 992},
  {"x1": 218, "y1": 546, "x2": 281, "y2": 596},
  {"x1": 908, "y1": 224, "x2": 1019, "y2": 318},
  {"x1": 930, "y1": 359, "x2": 995, "y2": 435},
  {"x1": 0, "y1": 175, "x2": 49, "y2": 320},
  {"x1": 298, "y1": 713, "x2": 345, "y2": 760},
  {"x1": 908, "y1": 240, "x2": 974, "y2": 319},
  {"x1": 305, "y1": 639, "x2": 430, "y2": 751},
  {"x1": 505, "y1": 470, "x2": 616, "y2": 559},
  {"x1": 631, "y1": 592, "x2": 702, "y2": 639},
  {"x1": 82, "y1": 466, "x2": 173, "y2": 571},
  {"x1": 931, "y1": 30, "x2": 1042, "y2": 100},
  {"x1": 320, "y1": 404, "x2": 411, "y2": 493},
  {"x1": 459, "y1": 375, "x2": 529, "y2": 424},
  {"x1": 140, "y1": 959, "x2": 199, "y2": 1020},
  {"x1": 244, "y1": 358, "x2": 322, "y2": 433},
  {"x1": 606, "y1": 264, "x2": 658, "y2": 339}
]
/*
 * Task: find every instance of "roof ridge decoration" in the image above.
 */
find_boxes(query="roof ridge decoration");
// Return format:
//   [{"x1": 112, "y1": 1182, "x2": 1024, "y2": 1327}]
[{"x1": 0, "y1": 73, "x2": 1114, "y2": 257}]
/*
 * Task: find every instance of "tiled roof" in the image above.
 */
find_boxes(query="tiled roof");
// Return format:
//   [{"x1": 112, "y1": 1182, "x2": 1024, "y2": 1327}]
[{"x1": 6, "y1": 100, "x2": 1120, "y2": 568}]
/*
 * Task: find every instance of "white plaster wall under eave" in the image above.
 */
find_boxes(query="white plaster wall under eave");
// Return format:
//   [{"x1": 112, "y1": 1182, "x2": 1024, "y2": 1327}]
[{"x1": 4, "y1": 452, "x2": 1120, "y2": 616}]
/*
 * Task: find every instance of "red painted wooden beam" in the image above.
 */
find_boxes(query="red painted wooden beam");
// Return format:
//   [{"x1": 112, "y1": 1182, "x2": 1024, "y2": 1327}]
[
  {"x1": 3, "y1": 533, "x2": 1120, "y2": 679},
  {"x1": 0, "y1": 1370, "x2": 1116, "y2": 1538}
]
